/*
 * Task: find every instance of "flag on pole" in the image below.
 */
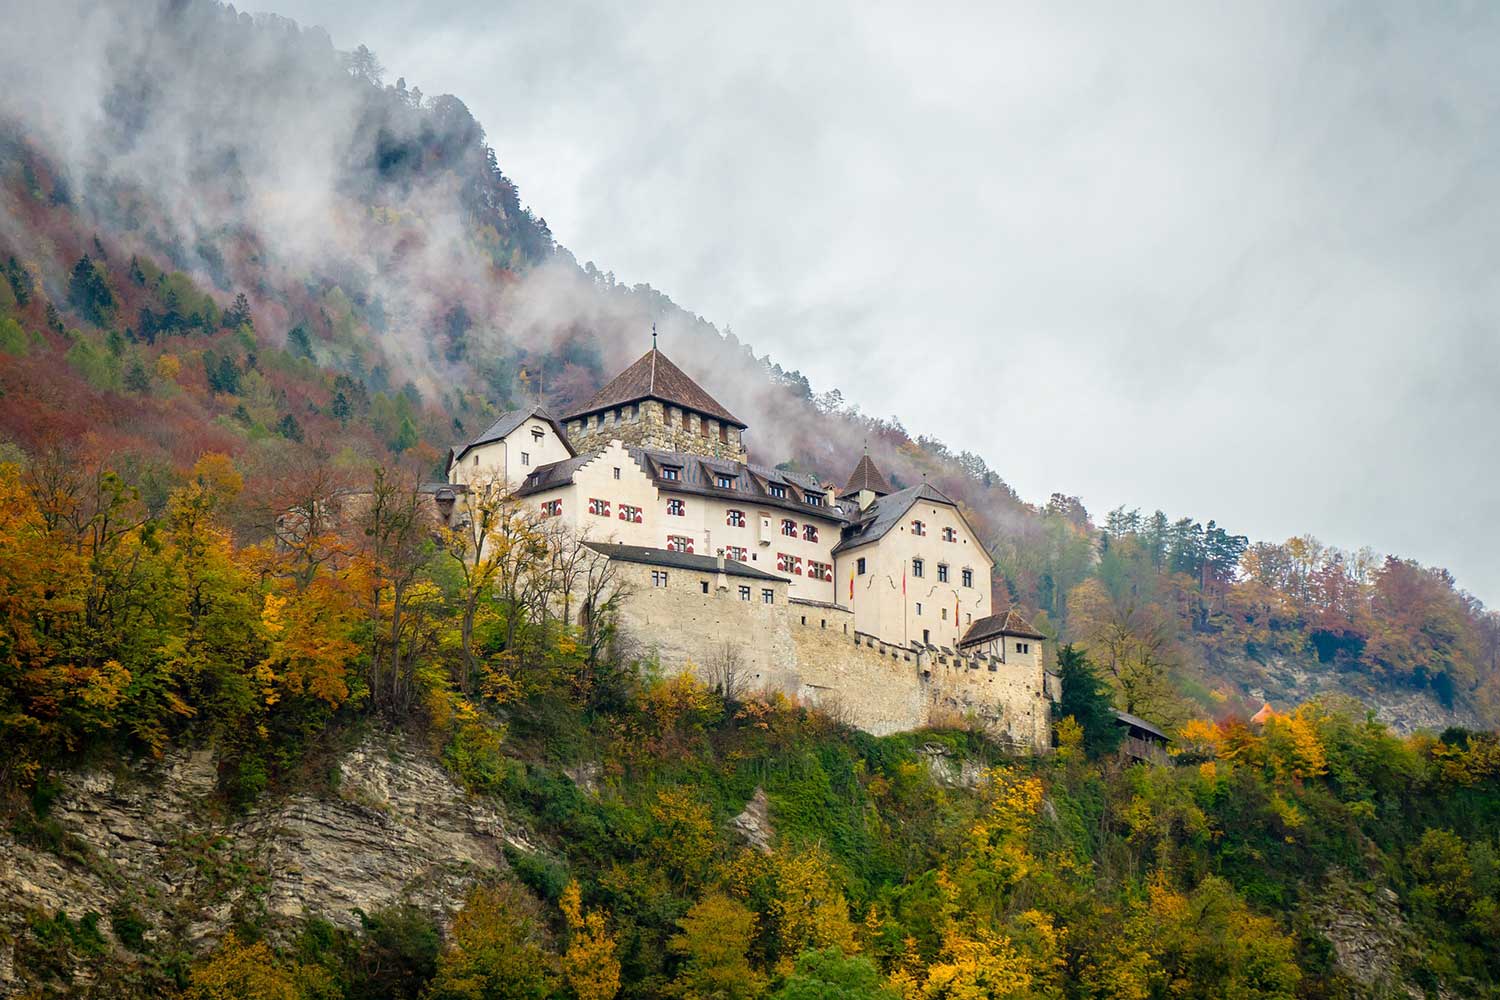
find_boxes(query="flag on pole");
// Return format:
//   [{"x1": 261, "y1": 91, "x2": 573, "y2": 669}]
[{"x1": 849, "y1": 569, "x2": 854, "y2": 602}]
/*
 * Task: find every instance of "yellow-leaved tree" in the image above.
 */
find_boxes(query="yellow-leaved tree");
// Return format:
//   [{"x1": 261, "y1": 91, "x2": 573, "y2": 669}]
[{"x1": 560, "y1": 880, "x2": 621, "y2": 1000}]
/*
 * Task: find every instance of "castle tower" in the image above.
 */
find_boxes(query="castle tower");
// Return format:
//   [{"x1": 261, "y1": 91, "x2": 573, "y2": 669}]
[
  {"x1": 562, "y1": 345, "x2": 748, "y2": 462},
  {"x1": 838, "y1": 453, "x2": 892, "y2": 510}
]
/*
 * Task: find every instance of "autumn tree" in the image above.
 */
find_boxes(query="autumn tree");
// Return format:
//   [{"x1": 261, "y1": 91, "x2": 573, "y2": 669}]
[
  {"x1": 428, "y1": 883, "x2": 558, "y2": 1000},
  {"x1": 560, "y1": 881, "x2": 621, "y2": 1000},
  {"x1": 669, "y1": 893, "x2": 767, "y2": 1000}
]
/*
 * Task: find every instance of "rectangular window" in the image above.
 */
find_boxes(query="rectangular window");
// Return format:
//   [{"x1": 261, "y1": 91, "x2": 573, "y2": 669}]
[
  {"x1": 613, "y1": 467, "x2": 621, "y2": 479},
  {"x1": 532, "y1": 428, "x2": 544, "y2": 440},
  {"x1": 726, "y1": 509, "x2": 746, "y2": 527},
  {"x1": 520, "y1": 451, "x2": 530, "y2": 466},
  {"x1": 541, "y1": 499, "x2": 563, "y2": 518},
  {"x1": 667, "y1": 498, "x2": 685, "y2": 516},
  {"x1": 474, "y1": 455, "x2": 479, "y2": 466},
  {"x1": 942, "y1": 526, "x2": 958, "y2": 542},
  {"x1": 857, "y1": 557, "x2": 866, "y2": 575},
  {"x1": 781, "y1": 518, "x2": 797, "y2": 537},
  {"x1": 662, "y1": 465, "x2": 681, "y2": 481},
  {"x1": 802, "y1": 524, "x2": 819, "y2": 543},
  {"x1": 808, "y1": 561, "x2": 833, "y2": 581},
  {"x1": 724, "y1": 545, "x2": 748, "y2": 562},
  {"x1": 652, "y1": 571, "x2": 668, "y2": 588},
  {"x1": 937, "y1": 564, "x2": 949, "y2": 583},
  {"x1": 617, "y1": 504, "x2": 643, "y2": 523},
  {"x1": 700, "y1": 580, "x2": 710, "y2": 594},
  {"x1": 911, "y1": 558, "x2": 924, "y2": 578},
  {"x1": 941, "y1": 607, "x2": 948, "y2": 620},
  {"x1": 915, "y1": 602, "x2": 923, "y2": 616},
  {"x1": 588, "y1": 497, "x2": 610, "y2": 517},
  {"x1": 777, "y1": 552, "x2": 802, "y2": 575},
  {"x1": 762, "y1": 589, "x2": 774, "y2": 604},
  {"x1": 962, "y1": 568, "x2": 973, "y2": 588},
  {"x1": 739, "y1": 585, "x2": 751, "y2": 601},
  {"x1": 667, "y1": 535, "x2": 694, "y2": 554},
  {"x1": 911, "y1": 520, "x2": 926, "y2": 536},
  {"x1": 716, "y1": 474, "x2": 735, "y2": 489}
]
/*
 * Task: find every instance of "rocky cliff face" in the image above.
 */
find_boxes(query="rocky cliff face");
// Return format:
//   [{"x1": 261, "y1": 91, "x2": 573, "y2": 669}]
[{"x1": 0, "y1": 731, "x2": 526, "y2": 996}]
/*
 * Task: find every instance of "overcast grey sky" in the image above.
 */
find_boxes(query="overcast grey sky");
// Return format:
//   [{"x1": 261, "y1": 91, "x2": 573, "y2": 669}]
[{"x1": 268, "y1": 0, "x2": 1500, "y2": 603}]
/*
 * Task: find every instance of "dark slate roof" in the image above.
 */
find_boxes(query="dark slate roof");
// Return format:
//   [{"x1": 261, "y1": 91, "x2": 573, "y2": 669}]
[
  {"x1": 839, "y1": 454, "x2": 893, "y2": 498},
  {"x1": 1114, "y1": 710, "x2": 1170, "y2": 743},
  {"x1": 449, "y1": 406, "x2": 575, "y2": 466},
  {"x1": 516, "y1": 446, "x2": 849, "y2": 524},
  {"x1": 959, "y1": 609, "x2": 1046, "y2": 646},
  {"x1": 830, "y1": 482, "x2": 960, "y2": 555},
  {"x1": 515, "y1": 452, "x2": 600, "y2": 496},
  {"x1": 584, "y1": 542, "x2": 785, "y2": 582},
  {"x1": 563, "y1": 348, "x2": 745, "y2": 427}
]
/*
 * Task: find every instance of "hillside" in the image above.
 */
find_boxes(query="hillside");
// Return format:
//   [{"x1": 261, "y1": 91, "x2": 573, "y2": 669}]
[
  {"x1": 2, "y1": 1, "x2": 1495, "y2": 734},
  {"x1": 0, "y1": 4, "x2": 1499, "y2": 998}
]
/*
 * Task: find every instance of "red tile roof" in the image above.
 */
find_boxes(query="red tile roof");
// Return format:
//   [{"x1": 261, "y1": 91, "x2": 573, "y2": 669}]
[{"x1": 564, "y1": 348, "x2": 745, "y2": 428}]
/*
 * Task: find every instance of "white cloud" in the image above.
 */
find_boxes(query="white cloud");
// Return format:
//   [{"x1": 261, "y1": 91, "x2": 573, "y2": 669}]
[{"x1": 245, "y1": 1, "x2": 1500, "y2": 601}]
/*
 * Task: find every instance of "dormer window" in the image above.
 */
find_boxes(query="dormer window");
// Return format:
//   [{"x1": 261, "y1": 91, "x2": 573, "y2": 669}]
[
  {"x1": 769, "y1": 484, "x2": 787, "y2": 499},
  {"x1": 805, "y1": 491, "x2": 824, "y2": 507},
  {"x1": 662, "y1": 465, "x2": 681, "y2": 481},
  {"x1": 716, "y1": 474, "x2": 735, "y2": 490}
]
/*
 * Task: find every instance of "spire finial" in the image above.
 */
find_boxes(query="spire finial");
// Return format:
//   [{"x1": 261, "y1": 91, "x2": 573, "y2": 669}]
[{"x1": 652, "y1": 322, "x2": 657, "y2": 351}]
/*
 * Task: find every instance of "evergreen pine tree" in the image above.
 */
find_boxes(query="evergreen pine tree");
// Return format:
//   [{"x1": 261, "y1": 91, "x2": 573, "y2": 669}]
[{"x1": 1057, "y1": 644, "x2": 1122, "y2": 759}]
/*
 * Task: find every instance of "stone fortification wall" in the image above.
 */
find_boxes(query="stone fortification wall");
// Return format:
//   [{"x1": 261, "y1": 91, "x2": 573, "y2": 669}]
[
  {"x1": 567, "y1": 400, "x2": 747, "y2": 463},
  {"x1": 607, "y1": 560, "x2": 800, "y2": 695},
  {"x1": 608, "y1": 567, "x2": 1050, "y2": 749}
]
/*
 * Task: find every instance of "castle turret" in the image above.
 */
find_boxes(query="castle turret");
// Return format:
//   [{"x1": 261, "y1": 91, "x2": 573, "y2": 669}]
[
  {"x1": 838, "y1": 453, "x2": 892, "y2": 510},
  {"x1": 562, "y1": 345, "x2": 748, "y2": 462}
]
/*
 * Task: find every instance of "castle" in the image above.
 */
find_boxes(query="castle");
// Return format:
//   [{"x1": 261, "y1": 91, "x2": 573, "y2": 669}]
[{"x1": 446, "y1": 343, "x2": 1052, "y2": 749}]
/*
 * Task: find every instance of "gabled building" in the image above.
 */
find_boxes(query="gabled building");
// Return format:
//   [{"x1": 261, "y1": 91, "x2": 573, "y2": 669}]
[{"x1": 445, "y1": 343, "x2": 1051, "y2": 748}]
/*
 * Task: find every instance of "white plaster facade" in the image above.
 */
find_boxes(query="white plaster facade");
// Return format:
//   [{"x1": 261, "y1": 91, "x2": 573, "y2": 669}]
[{"x1": 443, "y1": 349, "x2": 1050, "y2": 749}]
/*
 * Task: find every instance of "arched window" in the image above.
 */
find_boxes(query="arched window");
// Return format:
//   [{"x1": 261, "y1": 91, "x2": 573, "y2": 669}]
[{"x1": 781, "y1": 518, "x2": 797, "y2": 537}]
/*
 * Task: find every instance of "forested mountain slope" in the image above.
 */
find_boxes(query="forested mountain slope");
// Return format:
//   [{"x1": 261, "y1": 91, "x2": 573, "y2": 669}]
[
  {"x1": 0, "y1": 0, "x2": 1495, "y2": 740},
  {"x1": 1, "y1": 4, "x2": 1500, "y2": 1000}
]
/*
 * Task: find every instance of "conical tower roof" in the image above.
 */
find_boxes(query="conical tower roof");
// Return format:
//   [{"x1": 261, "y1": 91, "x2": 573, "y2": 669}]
[
  {"x1": 840, "y1": 453, "x2": 892, "y2": 499},
  {"x1": 563, "y1": 348, "x2": 745, "y2": 428}
]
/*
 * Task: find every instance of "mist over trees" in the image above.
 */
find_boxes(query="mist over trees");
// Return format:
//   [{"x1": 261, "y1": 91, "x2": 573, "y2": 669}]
[{"x1": 0, "y1": 0, "x2": 1496, "y2": 735}]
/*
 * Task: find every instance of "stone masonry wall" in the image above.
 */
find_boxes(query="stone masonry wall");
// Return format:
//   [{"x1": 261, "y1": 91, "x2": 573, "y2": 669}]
[
  {"x1": 567, "y1": 400, "x2": 748, "y2": 463},
  {"x1": 608, "y1": 565, "x2": 1050, "y2": 749}
]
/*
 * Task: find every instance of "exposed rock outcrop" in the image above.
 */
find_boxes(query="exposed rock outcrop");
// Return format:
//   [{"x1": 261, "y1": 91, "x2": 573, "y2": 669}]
[
  {"x1": 730, "y1": 787, "x2": 775, "y2": 854},
  {"x1": 0, "y1": 731, "x2": 521, "y2": 995}
]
